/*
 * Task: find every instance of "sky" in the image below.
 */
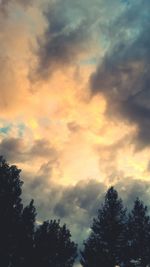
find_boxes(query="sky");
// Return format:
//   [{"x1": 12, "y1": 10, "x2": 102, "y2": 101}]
[{"x1": 1, "y1": 0, "x2": 150, "y2": 263}]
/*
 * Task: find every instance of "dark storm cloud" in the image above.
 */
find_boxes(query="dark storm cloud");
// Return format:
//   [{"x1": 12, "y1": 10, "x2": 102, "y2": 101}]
[{"x1": 90, "y1": 0, "x2": 150, "y2": 148}]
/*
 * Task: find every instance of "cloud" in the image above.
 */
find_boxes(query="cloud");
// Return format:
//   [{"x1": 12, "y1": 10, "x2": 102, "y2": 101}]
[
  {"x1": 34, "y1": 2, "x2": 91, "y2": 78},
  {"x1": 33, "y1": 0, "x2": 124, "y2": 79},
  {"x1": 0, "y1": 137, "x2": 58, "y2": 163},
  {"x1": 67, "y1": 121, "x2": 81, "y2": 133},
  {"x1": 90, "y1": 0, "x2": 150, "y2": 148},
  {"x1": 55, "y1": 179, "x2": 150, "y2": 244},
  {"x1": 21, "y1": 169, "x2": 150, "y2": 247},
  {"x1": 29, "y1": 139, "x2": 58, "y2": 159},
  {"x1": 0, "y1": 0, "x2": 33, "y2": 13},
  {"x1": 0, "y1": 137, "x2": 25, "y2": 162},
  {"x1": 116, "y1": 179, "x2": 150, "y2": 210},
  {"x1": 22, "y1": 177, "x2": 107, "y2": 244},
  {"x1": 54, "y1": 180, "x2": 106, "y2": 219}
]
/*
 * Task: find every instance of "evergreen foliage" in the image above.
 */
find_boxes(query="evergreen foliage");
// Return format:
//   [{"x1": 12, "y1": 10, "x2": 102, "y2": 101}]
[
  {"x1": 126, "y1": 198, "x2": 150, "y2": 267},
  {"x1": 80, "y1": 187, "x2": 127, "y2": 267},
  {"x1": 34, "y1": 220, "x2": 77, "y2": 267},
  {"x1": 80, "y1": 188, "x2": 150, "y2": 267}
]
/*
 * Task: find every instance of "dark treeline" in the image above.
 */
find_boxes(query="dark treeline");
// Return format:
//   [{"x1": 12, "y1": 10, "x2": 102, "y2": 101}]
[
  {"x1": 1, "y1": 156, "x2": 150, "y2": 267},
  {"x1": 0, "y1": 157, "x2": 77, "y2": 267}
]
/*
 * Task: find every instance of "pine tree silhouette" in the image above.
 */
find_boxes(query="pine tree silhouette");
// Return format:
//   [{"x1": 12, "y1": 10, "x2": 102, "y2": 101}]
[
  {"x1": 126, "y1": 198, "x2": 150, "y2": 267},
  {"x1": 0, "y1": 157, "x2": 37, "y2": 267},
  {"x1": 0, "y1": 156, "x2": 23, "y2": 266},
  {"x1": 34, "y1": 220, "x2": 77, "y2": 267},
  {"x1": 80, "y1": 187, "x2": 127, "y2": 267},
  {"x1": 14, "y1": 199, "x2": 37, "y2": 267}
]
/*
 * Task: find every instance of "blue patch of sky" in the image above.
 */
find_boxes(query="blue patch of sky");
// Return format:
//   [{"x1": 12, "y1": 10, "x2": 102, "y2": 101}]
[
  {"x1": 0, "y1": 121, "x2": 26, "y2": 137},
  {"x1": 0, "y1": 125, "x2": 11, "y2": 135}
]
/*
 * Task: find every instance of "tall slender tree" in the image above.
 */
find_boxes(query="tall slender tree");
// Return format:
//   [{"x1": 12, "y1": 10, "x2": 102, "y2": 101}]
[
  {"x1": 126, "y1": 198, "x2": 150, "y2": 267},
  {"x1": 80, "y1": 187, "x2": 127, "y2": 267},
  {"x1": 0, "y1": 156, "x2": 23, "y2": 267}
]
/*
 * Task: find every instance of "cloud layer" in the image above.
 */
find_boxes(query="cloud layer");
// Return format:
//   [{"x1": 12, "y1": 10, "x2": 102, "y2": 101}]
[{"x1": 0, "y1": 1, "x2": 150, "y2": 261}]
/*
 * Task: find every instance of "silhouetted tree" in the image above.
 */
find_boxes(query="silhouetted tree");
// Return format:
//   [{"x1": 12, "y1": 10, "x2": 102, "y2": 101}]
[
  {"x1": 0, "y1": 156, "x2": 37, "y2": 267},
  {"x1": 0, "y1": 156, "x2": 23, "y2": 266},
  {"x1": 13, "y1": 199, "x2": 37, "y2": 267},
  {"x1": 34, "y1": 220, "x2": 77, "y2": 267},
  {"x1": 125, "y1": 198, "x2": 150, "y2": 267},
  {"x1": 80, "y1": 187, "x2": 127, "y2": 267}
]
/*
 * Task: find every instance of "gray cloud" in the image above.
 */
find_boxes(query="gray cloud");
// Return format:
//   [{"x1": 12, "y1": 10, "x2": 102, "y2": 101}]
[
  {"x1": 34, "y1": 3, "x2": 91, "y2": 78},
  {"x1": 0, "y1": 137, "x2": 25, "y2": 162},
  {"x1": 116, "y1": 179, "x2": 150, "y2": 211},
  {"x1": 54, "y1": 180, "x2": 106, "y2": 220},
  {"x1": 21, "y1": 169, "x2": 150, "y2": 246},
  {"x1": 22, "y1": 177, "x2": 106, "y2": 245},
  {"x1": 0, "y1": 137, "x2": 58, "y2": 163},
  {"x1": 90, "y1": 0, "x2": 150, "y2": 148},
  {"x1": 30, "y1": 139, "x2": 58, "y2": 159}
]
